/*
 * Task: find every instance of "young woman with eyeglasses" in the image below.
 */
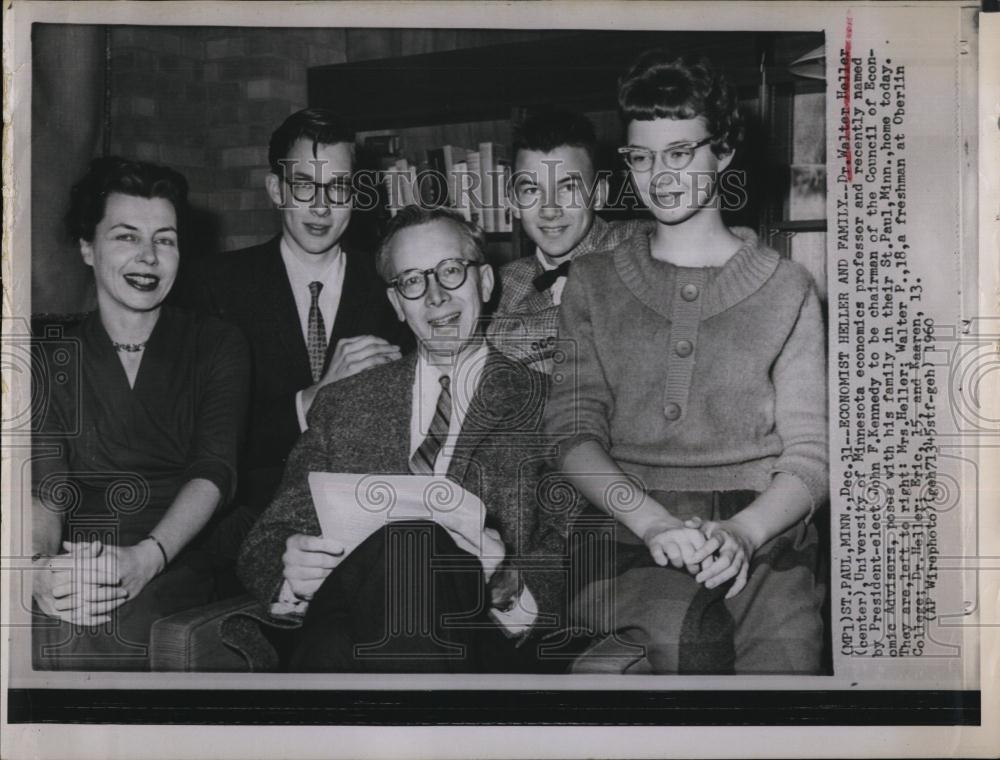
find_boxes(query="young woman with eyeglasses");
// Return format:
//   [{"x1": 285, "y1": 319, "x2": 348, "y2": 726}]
[{"x1": 544, "y1": 52, "x2": 828, "y2": 674}]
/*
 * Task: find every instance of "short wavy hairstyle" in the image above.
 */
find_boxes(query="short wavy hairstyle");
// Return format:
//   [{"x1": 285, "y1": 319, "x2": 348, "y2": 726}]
[
  {"x1": 513, "y1": 108, "x2": 599, "y2": 171},
  {"x1": 268, "y1": 107, "x2": 356, "y2": 175},
  {"x1": 375, "y1": 205, "x2": 486, "y2": 284},
  {"x1": 66, "y1": 156, "x2": 189, "y2": 243},
  {"x1": 618, "y1": 51, "x2": 744, "y2": 156}
]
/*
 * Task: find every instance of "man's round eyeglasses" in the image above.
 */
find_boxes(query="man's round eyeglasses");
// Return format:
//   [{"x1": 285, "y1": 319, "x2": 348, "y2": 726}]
[
  {"x1": 284, "y1": 178, "x2": 353, "y2": 206},
  {"x1": 617, "y1": 136, "x2": 715, "y2": 172},
  {"x1": 389, "y1": 258, "x2": 482, "y2": 300}
]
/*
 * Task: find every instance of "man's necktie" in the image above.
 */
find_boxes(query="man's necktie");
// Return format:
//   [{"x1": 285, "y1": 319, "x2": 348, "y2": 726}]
[
  {"x1": 409, "y1": 375, "x2": 451, "y2": 475},
  {"x1": 532, "y1": 260, "x2": 572, "y2": 292},
  {"x1": 307, "y1": 281, "x2": 327, "y2": 383}
]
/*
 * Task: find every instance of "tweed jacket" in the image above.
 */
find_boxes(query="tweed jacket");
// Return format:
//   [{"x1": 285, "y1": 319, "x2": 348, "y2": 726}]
[
  {"x1": 189, "y1": 236, "x2": 412, "y2": 513},
  {"x1": 487, "y1": 216, "x2": 652, "y2": 372},
  {"x1": 238, "y1": 347, "x2": 570, "y2": 622}
]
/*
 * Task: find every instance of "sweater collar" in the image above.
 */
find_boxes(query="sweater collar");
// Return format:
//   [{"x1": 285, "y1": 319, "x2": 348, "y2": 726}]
[{"x1": 613, "y1": 226, "x2": 780, "y2": 320}]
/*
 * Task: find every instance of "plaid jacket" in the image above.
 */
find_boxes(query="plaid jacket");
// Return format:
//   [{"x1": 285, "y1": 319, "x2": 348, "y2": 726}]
[{"x1": 487, "y1": 217, "x2": 651, "y2": 373}]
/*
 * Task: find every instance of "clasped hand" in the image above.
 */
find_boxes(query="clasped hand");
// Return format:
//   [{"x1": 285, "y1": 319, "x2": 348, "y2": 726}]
[
  {"x1": 643, "y1": 517, "x2": 757, "y2": 599},
  {"x1": 32, "y1": 539, "x2": 162, "y2": 626}
]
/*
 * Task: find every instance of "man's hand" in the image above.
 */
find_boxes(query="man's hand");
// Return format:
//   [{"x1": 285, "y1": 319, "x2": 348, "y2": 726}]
[
  {"x1": 281, "y1": 534, "x2": 345, "y2": 601},
  {"x1": 301, "y1": 335, "x2": 401, "y2": 414},
  {"x1": 325, "y1": 335, "x2": 401, "y2": 383},
  {"x1": 32, "y1": 541, "x2": 129, "y2": 626},
  {"x1": 689, "y1": 519, "x2": 758, "y2": 598}
]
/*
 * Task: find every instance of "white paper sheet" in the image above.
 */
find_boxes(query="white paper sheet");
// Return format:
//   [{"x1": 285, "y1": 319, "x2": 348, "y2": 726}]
[{"x1": 307, "y1": 472, "x2": 505, "y2": 580}]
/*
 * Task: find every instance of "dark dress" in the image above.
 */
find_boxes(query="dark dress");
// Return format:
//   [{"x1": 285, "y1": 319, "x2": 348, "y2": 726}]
[{"x1": 32, "y1": 306, "x2": 250, "y2": 670}]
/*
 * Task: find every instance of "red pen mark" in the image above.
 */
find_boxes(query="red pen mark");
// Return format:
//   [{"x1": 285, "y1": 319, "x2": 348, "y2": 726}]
[{"x1": 843, "y1": 12, "x2": 854, "y2": 182}]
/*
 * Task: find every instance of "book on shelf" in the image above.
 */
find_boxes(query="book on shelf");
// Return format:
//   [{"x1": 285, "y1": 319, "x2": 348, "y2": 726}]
[
  {"x1": 427, "y1": 144, "x2": 472, "y2": 208},
  {"x1": 378, "y1": 141, "x2": 514, "y2": 235},
  {"x1": 497, "y1": 158, "x2": 512, "y2": 233},
  {"x1": 417, "y1": 166, "x2": 449, "y2": 207},
  {"x1": 364, "y1": 133, "x2": 402, "y2": 156},
  {"x1": 382, "y1": 157, "x2": 414, "y2": 217},
  {"x1": 426, "y1": 147, "x2": 446, "y2": 181},
  {"x1": 465, "y1": 149, "x2": 483, "y2": 229},
  {"x1": 478, "y1": 141, "x2": 507, "y2": 233},
  {"x1": 452, "y1": 159, "x2": 472, "y2": 222}
]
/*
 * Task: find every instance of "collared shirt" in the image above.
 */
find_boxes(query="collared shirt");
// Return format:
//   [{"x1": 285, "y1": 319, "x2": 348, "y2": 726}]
[
  {"x1": 280, "y1": 237, "x2": 346, "y2": 346},
  {"x1": 282, "y1": 238, "x2": 347, "y2": 431},
  {"x1": 535, "y1": 247, "x2": 569, "y2": 306},
  {"x1": 410, "y1": 342, "x2": 537, "y2": 633},
  {"x1": 277, "y1": 340, "x2": 539, "y2": 633},
  {"x1": 409, "y1": 342, "x2": 488, "y2": 476}
]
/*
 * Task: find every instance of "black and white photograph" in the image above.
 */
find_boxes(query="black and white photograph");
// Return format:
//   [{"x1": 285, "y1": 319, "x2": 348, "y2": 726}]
[{"x1": 2, "y1": 1, "x2": 997, "y2": 758}]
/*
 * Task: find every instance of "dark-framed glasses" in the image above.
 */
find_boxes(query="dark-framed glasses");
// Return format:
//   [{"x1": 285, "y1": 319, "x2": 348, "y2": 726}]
[
  {"x1": 389, "y1": 258, "x2": 482, "y2": 300},
  {"x1": 617, "y1": 136, "x2": 715, "y2": 172},
  {"x1": 284, "y1": 177, "x2": 353, "y2": 205}
]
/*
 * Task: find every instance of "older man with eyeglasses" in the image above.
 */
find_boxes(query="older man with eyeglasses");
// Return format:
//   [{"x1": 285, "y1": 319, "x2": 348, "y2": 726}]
[{"x1": 238, "y1": 206, "x2": 574, "y2": 673}]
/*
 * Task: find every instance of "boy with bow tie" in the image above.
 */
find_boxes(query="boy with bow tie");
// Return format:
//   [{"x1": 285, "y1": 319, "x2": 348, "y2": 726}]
[{"x1": 488, "y1": 109, "x2": 649, "y2": 373}]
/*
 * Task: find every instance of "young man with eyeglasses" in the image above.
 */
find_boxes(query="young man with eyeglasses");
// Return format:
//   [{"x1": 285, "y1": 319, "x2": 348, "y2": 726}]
[
  {"x1": 192, "y1": 109, "x2": 410, "y2": 523},
  {"x1": 240, "y1": 206, "x2": 573, "y2": 672},
  {"x1": 487, "y1": 109, "x2": 650, "y2": 373}
]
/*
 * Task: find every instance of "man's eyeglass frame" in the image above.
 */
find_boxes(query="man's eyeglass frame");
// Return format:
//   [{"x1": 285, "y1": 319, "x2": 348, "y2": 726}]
[
  {"x1": 283, "y1": 177, "x2": 353, "y2": 206},
  {"x1": 388, "y1": 258, "x2": 484, "y2": 300}
]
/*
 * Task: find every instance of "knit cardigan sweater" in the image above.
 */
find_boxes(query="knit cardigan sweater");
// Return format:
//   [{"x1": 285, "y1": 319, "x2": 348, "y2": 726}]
[{"x1": 544, "y1": 227, "x2": 828, "y2": 509}]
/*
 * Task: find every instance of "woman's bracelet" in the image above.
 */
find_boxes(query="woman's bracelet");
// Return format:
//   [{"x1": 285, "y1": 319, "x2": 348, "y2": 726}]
[{"x1": 145, "y1": 534, "x2": 169, "y2": 574}]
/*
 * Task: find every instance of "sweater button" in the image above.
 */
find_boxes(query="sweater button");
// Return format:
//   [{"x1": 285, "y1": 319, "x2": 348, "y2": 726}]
[
  {"x1": 681, "y1": 283, "x2": 699, "y2": 301},
  {"x1": 663, "y1": 402, "x2": 682, "y2": 420},
  {"x1": 675, "y1": 339, "x2": 693, "y2": 357}
]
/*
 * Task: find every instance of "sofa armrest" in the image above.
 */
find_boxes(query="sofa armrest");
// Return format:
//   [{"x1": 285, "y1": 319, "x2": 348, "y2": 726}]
[{"x1": 150, "y1": 595, "x2": 263, "y2": 672}]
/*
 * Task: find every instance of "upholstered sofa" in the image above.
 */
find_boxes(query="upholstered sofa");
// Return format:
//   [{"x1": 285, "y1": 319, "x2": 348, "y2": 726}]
[{"x1": 149, "y1": 595, "x2": 297, "y2": 672}]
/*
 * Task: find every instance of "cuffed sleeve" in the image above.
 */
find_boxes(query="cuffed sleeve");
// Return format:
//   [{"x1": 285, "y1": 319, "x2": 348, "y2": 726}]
[
  {"x1": 489, "y1": 585, "x2": 538, "y2": 635},
  {"x1": 295, "y1": 389, "x2": 309, "y2": 432}
]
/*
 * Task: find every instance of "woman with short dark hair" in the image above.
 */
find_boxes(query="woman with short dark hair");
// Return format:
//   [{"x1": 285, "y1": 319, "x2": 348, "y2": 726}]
[{"x1": 31, "y1": 157, "x2": 250, "y2": 670}]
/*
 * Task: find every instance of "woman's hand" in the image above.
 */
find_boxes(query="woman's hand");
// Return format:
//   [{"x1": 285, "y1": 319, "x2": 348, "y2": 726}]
[
  {"x1": 282, "y1": 534, "x2": 345, "y2": 601},
  {"x1": 643, "y1": 522, "x2": 708, "y2": 575},
  {"x1": 60, "y1": 538, "x2": 164, "y2": 605},
  {"x1": 689, "y1": 519, "x2": 758, "y2": 598},
  {"x1": 32, "y1": 541, "x2": 129, "y2": 626}
]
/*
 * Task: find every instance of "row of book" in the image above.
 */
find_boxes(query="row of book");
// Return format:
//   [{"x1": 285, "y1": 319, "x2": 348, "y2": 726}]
[{"x1": 368, "y1": 136, "x2": 513, "y2": 233}]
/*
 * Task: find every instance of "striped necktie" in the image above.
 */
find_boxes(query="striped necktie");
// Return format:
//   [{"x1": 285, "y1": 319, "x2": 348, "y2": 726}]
[
  {"x1": 307, "y1": 281, "x2": 327, "y2": 383},
  {"x1": 409, "y1": 375, "x2": 451, "y2": 475}
]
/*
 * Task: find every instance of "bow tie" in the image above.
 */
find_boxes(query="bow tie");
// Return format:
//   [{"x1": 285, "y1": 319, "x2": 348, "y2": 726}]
[{"x1": 532, "y1": 260, "x2": 572, "y2": 292}]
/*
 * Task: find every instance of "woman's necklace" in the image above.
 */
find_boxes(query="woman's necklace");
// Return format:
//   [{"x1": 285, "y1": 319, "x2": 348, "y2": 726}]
[{"x1": 112, "y1": 340, "x2": 147, "y2": 353}]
